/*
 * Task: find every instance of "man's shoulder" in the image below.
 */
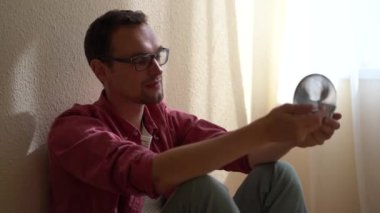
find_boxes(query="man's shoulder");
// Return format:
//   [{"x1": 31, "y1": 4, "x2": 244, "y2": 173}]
[
  {"x1": 50, "y1": 102, "x2": 111, "y2": 129},
  {"x1": 58, "y1": 103, "x2": 100, "y2": 118},
  {"x1": 48, "y1": 103, "x2": 104, "y2": 144}
]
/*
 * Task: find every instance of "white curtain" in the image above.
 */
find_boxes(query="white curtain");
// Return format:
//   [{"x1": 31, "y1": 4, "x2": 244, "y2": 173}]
[
  {"x1": 350, "y1": 2, "x2": 380, "y2": 213},
  {"x1": 351, "y1": 71, "x2": 380, "y2": 213},
  {"x1": 231, "y1": 0, "x2": 380, "y2": 212}
]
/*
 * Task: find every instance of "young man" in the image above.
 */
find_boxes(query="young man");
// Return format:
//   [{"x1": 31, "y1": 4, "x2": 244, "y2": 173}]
[{"x1": 48, "y1": 10, "x2": 341, "y2": 213}]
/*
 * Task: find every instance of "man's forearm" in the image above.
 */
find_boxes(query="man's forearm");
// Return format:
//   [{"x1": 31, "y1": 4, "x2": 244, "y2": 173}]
[
  {"x1": 152, "y1": 122, "x2": 267, "y2": 194},
  {"x1": 247, "y1": 142, "x2": 293, "y2": 168}
]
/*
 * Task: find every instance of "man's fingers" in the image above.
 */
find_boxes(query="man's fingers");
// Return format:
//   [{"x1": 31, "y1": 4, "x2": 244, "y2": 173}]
[
  {"x1": 323, "y1": 117, "x2": 341, "y2": 129},
  {"x1": 332, "y1": 112, "x2": 342, "y2": 120},
  {"x1": 280, "y1": 103, "x2": 316, "y2": 114},
  {"x1": 320, "y1": 125, "x2": 334, "y2": 139},
  {"x1": 297, "y1": 113, "x2": 323, "y2": 134}
]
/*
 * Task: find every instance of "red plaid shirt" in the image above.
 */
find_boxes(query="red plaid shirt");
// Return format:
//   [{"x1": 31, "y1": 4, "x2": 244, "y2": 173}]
[{"x1": 48, "y1": 91, "x2": 251, "y2": 213}]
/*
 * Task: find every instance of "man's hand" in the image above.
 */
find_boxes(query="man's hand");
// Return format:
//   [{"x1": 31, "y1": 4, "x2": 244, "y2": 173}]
[
  {"x1": 246, "y1": 105, "x2": 342, "y2": 167},
  {"x1": 259, "y1": 103, "x2": 342, "y2": 147},
  {"x1": 297, "y1": 112, "x2": 341, "y2": 147},
  {"x1": 259, "y1": 104, "x2": 323, "y2": 145}
]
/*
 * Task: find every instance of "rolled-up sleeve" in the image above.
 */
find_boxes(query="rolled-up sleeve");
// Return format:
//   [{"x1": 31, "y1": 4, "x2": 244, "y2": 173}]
[{"x1": 48, "y1": 114, "x2": 159, "y2": 197}]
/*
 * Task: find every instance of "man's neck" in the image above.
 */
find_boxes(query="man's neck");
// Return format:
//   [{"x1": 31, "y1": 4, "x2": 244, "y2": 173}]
[{"x1": 106, "y1": 92, "x2": 144, "y2": 131}]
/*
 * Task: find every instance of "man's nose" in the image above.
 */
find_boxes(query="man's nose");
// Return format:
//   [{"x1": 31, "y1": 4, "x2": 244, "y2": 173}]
[{"x1": 149, "y1": 58, "x2": 163, "y2": 75}]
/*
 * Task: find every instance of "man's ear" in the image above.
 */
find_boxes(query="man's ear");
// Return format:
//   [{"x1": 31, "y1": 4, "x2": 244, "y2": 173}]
[{"x1": 90, "y1": 59, "x2": 109, "y2": 85}]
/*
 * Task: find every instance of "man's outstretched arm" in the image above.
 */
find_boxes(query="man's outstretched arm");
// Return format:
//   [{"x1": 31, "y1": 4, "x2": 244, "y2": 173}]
[{"x1": 152, "y1": 104, "x2": 326, "y2": 194}]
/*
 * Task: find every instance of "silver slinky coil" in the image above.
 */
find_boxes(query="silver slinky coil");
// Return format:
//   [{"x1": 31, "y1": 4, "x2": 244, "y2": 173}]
[{"x1": 293, "y1": 73, "x2": 337, "y2": 117}]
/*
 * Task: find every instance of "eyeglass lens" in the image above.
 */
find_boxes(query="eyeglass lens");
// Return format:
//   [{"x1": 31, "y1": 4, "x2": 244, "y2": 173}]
[{"x1": 134, "y1": 48, "x2": 168, "y2": 71}]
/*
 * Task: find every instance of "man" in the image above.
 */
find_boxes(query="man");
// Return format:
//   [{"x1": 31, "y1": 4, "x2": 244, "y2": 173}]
[{"x1": 48, "y1": 10, "x2": 341, "y2": 213}]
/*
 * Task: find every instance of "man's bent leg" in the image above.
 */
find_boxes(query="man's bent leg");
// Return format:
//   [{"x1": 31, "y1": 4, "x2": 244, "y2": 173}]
[
  {"x1": 233, "y1": 161, "x2": 307, "y2": 213},
  {"x1": 161, "y1": 175, "x2": 240, "y2": 213}
]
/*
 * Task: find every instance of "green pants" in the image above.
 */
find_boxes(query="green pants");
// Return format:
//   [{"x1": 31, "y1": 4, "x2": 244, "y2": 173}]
[{"x1": 161, "y1": 161, "x2": 307, "y2": 213}]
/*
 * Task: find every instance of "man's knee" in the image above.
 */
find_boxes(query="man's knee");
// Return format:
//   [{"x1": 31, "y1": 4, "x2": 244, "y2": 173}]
[
  {"x1": 250, "y1": 161, "x2": 305, "y2": 202},
  {"x1": 250, "y1": 161, "x2": 300, "y2": 184},
  {"x1": 177, "y1": 175, "x2": 230, "y2": 199},
  {"x1": 271, "y1": 161, "x2": 302, "y2": 189},
  {"x1": 238, "y1": 161, "x2": 303, "y2": 196},
  {"x1": 162, "y1": 175, "x2": 239, "y2": 212},
  {"x1": 234, "y1": 161, "x2": 306, "y2": 213}
]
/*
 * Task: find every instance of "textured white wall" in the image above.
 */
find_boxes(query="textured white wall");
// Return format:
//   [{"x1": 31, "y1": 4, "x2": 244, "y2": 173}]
[{"x1": 0, "y1": 1, "x2": 244, "y2": 212}]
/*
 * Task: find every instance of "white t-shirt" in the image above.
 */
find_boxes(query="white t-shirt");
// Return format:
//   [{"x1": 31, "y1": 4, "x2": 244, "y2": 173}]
[{"x1": 141, "y1": 124, "x2": 163, "y2": 213}]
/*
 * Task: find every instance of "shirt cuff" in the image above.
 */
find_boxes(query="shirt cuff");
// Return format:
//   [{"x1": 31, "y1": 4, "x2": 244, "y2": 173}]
[{"x1": 130, "y1": 150, "x2": 159, "y2": 198}]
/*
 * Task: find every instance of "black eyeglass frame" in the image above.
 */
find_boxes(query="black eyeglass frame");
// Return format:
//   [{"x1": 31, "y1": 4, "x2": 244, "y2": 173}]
[{"x1": 100, "y1": 47, "x2": 169, "y2": 71}]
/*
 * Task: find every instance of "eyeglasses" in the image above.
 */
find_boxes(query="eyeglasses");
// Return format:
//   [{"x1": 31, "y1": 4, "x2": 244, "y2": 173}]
[{"x1": 102, "y1": 47, "x2": 169, "y2": 71}]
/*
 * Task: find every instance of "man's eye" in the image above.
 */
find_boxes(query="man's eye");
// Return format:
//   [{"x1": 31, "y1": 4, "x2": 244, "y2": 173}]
[
  {"x1": 155, "y1": 53, "x2": 161, "y2": 60},
  {"x1": 133, "y1": 56, "x2": 151, "y2": 65}
]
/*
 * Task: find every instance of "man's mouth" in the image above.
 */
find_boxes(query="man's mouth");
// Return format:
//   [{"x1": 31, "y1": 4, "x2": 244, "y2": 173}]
[{"x1": 145, "y1": 78, "x2": 161, "y2": 89}]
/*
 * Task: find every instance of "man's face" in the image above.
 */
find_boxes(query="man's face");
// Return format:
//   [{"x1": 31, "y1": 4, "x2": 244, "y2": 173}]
[{"x1": 102, "y1": 24, "x2": 164, "y2": 105}]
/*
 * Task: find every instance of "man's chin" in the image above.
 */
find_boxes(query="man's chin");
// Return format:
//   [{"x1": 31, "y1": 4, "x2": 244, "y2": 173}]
[{"x1": 142, "y1": 93, "x2": 164, "y2": 104}]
